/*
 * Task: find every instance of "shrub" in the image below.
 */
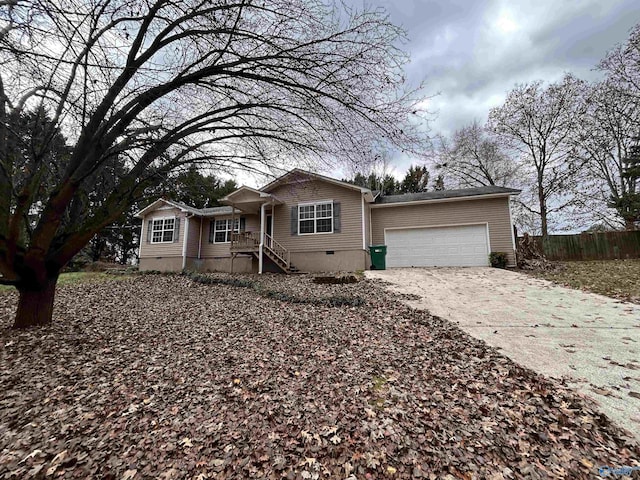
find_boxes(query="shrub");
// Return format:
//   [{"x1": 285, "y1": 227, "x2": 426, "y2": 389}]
[
  {"x1": 183, "y1": 271, "x2": 256, "y2": 288},
  {"x1": 183, "y1": 271, "x2": 366, "y2": 307},
  {"x1": 137, "y1": 269, "x2": 163, "y2": 275},
  {"x1": 489, "y1": 252, "x2": 509, "y2": 269},
  {"x1": 312, "y1": 275, "x2": 359, "y2": 285}
]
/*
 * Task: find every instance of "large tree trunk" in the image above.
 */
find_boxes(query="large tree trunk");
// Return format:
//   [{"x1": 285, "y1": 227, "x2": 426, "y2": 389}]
[
  {"x1": 537, "y1": 183, "x2": 548, "y2": 238},
  {"x1": 13, "y1": 276, "x2": 58, "y2": 329},
  {"x1": 625, "y1": 218, "x2": 637, "y2": 231}
]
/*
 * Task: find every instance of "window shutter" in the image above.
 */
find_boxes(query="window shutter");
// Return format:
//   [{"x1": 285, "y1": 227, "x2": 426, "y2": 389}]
[
  {"x1": 173, "y1": 217, "x2": 180, "y2": 242},
  {"x1": 290, "y1": 206, "x2": 298, "y2": 235},
  {"x1": 208, "y1": 219, "x2": 215, "y2": 243},
  {"x1": 146, "y1": 220, "x2": 152, "y2": 243},
  {"x1": 333, "y1": 202, "x2": 341, "y2": 233},
  {"x1": 240, "y1": 217, "x2": 246, "y2": 231}
]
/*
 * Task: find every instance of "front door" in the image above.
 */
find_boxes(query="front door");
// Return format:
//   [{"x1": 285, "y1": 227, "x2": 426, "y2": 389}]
[{"x1": 266, "y1": 214, "x2": 273, "y2": 237}]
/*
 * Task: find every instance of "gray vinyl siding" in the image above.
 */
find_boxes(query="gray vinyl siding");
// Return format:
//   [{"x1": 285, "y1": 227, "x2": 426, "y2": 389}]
[
  {"x1": 199, "y1": 214, "x2": 260, "y2": 258},
  {"x1": 268, "y1": 180, "x2": 365, "y2": 252},
  {"x1": 139, "y1": 208, "x2": 185, "y2": 258},
  {"x1": 370, "y1": 197, "x2": 515, "y2": 265},
  {"x1": 185, "y1": 217, "x2": 201, "y2": 258},
  {"x1": 364, "y1": 202, "x2": 371, "y2": 248}
]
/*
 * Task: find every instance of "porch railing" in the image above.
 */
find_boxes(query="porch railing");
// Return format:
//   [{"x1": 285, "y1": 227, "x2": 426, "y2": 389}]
[
  {"x1": 230, "y1": 231, "x2": 291, "y2": 270},
  {"x1": 264, "y1": 233, "x2": 290, "y2": 267},
  {"x1": 230, "y1": 231, "x2": 260, "y2": 251}
]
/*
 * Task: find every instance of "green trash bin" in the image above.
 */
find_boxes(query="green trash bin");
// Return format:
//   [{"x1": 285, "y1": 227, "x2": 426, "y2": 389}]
[{"x1": 369, "y1": 245, "x2": 387, "y2": 270}]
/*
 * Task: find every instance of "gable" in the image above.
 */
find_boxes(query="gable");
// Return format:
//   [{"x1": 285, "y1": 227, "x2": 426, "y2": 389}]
[
  {"x1": 261, "y1": 169, "x2": 374, "y2": 201},
  {"x1": 134, "y1": 198, "x2": 197, "y2": 218},
  {"x1": 268, "y1": 178, "x2": 362, "y2": 206}
]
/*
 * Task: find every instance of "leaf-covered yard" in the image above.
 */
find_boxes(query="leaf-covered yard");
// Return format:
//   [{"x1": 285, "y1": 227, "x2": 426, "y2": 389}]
[
  {"x1": 0, "y1": 274, "x2": 638, "y2": 479},
  {"x1": 525, "y1": 259, "x2": 640, "y2": 304}
]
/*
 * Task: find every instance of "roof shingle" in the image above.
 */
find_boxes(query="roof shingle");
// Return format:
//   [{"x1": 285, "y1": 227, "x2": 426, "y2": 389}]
[{"x1": 375, "y1": 186, "x2": 520, "y2": 204}]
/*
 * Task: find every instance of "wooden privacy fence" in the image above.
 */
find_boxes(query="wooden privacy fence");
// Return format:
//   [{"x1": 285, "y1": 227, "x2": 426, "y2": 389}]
[{"x1": 521, "y1": 231, "x2": 640, "y2": 261}]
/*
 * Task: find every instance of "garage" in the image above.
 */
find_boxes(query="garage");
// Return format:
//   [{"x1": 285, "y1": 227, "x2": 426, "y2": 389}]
[{"x1": 385, "y1": 224, "x2": 490, "y2": 267}]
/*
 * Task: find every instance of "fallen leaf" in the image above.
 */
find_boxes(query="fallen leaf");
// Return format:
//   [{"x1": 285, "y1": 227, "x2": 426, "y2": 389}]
[{"x1": 122, "y1": 469, "x2": 138, "y2": 480}]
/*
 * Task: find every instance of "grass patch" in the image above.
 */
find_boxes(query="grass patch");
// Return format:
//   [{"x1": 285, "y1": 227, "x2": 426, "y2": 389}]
[
  {"x1": 58, "y1": 272, "x2": 116, "y2": 285},
  {"x1": 372, "y1": 375, "x2": 388, "y2": 391},
  {"x1": 528, "y1": 259, "x2": 640, "y2": 302},
  {"x1": 0, "y1": 271, "x2": 134, "y2": 293},
  {"x1": 369, "y1": 375, "x2": 390, "y2": 410}
]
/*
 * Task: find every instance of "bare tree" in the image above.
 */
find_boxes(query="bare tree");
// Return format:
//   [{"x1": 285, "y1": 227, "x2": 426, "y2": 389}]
[
  {"x1": 599, "y1": 23, "x2": 640, "y2": 106},
  {"x1": 590, "y1": 23, "x2": 640, "y2": 229},
  {"x1": 572, "y1": 80, "x2": 640, "y2": 229},
  {"x1": 487, "y1": 74, "x2": 585, "y2": 237},
  {"x1": 0, "y1": 0, "x2": 428, "y2": 328},
  {"x1": 435, "y1": 120, "x2": 519, "y2": 188}
]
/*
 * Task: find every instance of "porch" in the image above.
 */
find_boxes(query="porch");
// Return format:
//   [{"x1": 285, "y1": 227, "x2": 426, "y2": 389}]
[
  {"x1": 222, "y1": 187, "x2": 296, "y2": 273},
  {"x1": 230, "y1": 231, "x2": 296, "y2": 273}
]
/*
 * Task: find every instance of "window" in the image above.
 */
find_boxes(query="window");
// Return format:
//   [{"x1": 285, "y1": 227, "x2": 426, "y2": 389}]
[
  {"x1": 151, "y1": 218, "x2": 175, "y2": 243},
  {"x1": 211, "y1": 218, "x2": 240, "y2": 243},
  {"x1": 298, "y1": 201, "x2": 333, "y2": 234}
]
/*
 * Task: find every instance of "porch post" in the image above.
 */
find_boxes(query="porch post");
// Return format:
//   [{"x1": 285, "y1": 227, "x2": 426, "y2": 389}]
[{"x1": 259, "y1": 203, "x2": 266, "y2": 274}]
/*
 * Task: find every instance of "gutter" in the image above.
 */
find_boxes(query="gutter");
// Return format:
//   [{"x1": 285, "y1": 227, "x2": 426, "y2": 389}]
[{"x1": 370, "y1": 192, "x2": 518, "y2": 209}]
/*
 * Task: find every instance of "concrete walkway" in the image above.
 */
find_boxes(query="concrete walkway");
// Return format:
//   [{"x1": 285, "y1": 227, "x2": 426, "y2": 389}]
[{"x1": 366, "y1": 267, "x2": 640, "y2": 441}]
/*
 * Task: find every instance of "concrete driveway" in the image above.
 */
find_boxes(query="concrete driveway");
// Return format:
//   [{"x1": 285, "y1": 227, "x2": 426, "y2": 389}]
[{"x1": 366, "y1": 267, "x2": 640, "y2": 441}]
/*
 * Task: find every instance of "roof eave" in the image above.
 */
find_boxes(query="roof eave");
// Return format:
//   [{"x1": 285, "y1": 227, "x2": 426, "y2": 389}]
[
  {"x1": 198, "y1": 207, "x2": 241, "y2": 217},
  {"x1": 371, "y1": 191, "x2": 519, "y2": 208},
  {"x1": 134, "y1": 198, "x2": 193, "y2": 218},
  {"x1": 221, "y1": 185, "x2": 281, "y2": 205},
  {"x1": 261, "y1": 168, "x2": 373, "y2": 198}
]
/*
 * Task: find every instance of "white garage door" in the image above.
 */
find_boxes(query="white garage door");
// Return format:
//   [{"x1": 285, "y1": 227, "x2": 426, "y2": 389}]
[{"x1": 385, "y1": 224, "x2": 490, "y2": 267}]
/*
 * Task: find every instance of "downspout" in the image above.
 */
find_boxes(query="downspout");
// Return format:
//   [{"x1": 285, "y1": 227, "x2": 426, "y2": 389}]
[
  {"x1": 182, "y1": 213, "x2": 192, "y2": 270},
  {"x1": 369, "y1": 202, "x2": 373, "y2": 246},
  {"x1": 197, "y1": 217, "x2": 203, "y2": 259},
  {"x1": 361, "y1": 194, "x2": 366, "y2": 251},
  {"x1": 259, "y1": 203, "x2": 266, "y2": 274},
  {"x1": 230, "y1": 204, "x2": 235, "y2": 274},
  {"x1": 138, "y1": 217, "x2": 145, "y2": 266},
  {"x1": 508, "y1": 196, "x2": 517, "y2": 266}
]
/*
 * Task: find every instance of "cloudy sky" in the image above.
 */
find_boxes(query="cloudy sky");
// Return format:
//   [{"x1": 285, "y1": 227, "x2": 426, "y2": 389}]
[
  {"x1": 235, "y1": 0, "x2": 640, "y2": 185},
  {"x1": 344, "y1": 0, "x2": 636, "y2": 179}
]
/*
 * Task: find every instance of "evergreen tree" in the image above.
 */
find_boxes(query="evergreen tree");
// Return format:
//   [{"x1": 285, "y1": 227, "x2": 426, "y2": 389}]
[
  {"x1": 167, "y1": 165, "x2": 238, "y2": 208},
  {"x1": 609, "y1": 145, "x2": 640, "y2": 229},
  {"x1": 380, "y1": 174, "x2": 400, "y2": 195},
  {"x1": 400, "y1": 165, "x2": 430, "y2": 193},
  {"x1": 344, "y1": 172, "x2": 400, "y2": 195}
]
